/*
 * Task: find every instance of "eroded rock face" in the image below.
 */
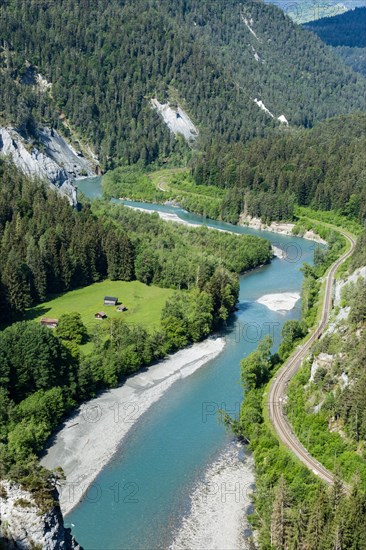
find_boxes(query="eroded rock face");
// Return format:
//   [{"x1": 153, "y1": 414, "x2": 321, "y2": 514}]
[
  {"x1": 0, "y1": 126, "x2": 97, "y2": 206},
  {"x1": 334, "y1": 266, "x2": 366, "y2": 306},
  {"x1": 309, "y1": 353, "x2": 335, "y2": 382},
  {"x1": 151, "y1": 98, "x2": 198, "y2": 142},
  {"x1": 0, "y1": 481, "x2": 82, "y2": 549},
  {"x1": 37, "y1": 128, "x2": 95, "y2": 179}
]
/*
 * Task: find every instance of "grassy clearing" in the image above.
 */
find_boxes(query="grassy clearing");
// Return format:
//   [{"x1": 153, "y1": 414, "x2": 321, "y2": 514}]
[
  {"x1": 148, "y1": 167, "x2": 187, "y2": 192},
  {"x1": 26, "y1": 280, "x2": 176, "y2": 335},
  {"x1": 148, "y1": 168, "x2": 224, "y2": 198}
]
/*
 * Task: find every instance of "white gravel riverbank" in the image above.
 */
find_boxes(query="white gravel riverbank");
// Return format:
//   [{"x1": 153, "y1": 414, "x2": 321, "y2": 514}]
[
  {"x1": 170, "y1": 443, "x2": 254, "y2": 550},
  {"x1": 41, "y1": 337, "x2": 225, "y2": 515}
]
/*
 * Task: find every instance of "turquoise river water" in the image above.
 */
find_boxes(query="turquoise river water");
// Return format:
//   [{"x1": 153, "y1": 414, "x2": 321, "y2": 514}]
[{"x1": 67, "y1": 177, "x2": 319, "y2": 549}]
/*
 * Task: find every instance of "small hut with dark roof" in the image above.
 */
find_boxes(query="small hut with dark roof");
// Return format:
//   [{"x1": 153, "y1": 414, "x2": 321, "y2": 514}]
[
  {"x1": 104, "y1": 296, "x2": 118, "y2": 306},
  {"x1": 95, "y1": 311, "x2": 107, "y2": 320}
]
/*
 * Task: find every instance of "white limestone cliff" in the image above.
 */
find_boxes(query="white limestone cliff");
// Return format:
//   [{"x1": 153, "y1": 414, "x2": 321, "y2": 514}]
[
  {"x1": 0, "y1": 127, "x2": 97, "y2": 206},
  {"x1": 0, "y1": 480, "x2": 82, "y2": 549}
]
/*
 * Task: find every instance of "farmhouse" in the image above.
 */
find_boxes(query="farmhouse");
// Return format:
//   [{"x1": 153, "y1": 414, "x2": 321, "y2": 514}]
[
  {"x1": 40, "y1": 318, "x2": 59, "y2": 329},
  {"x1": 117, "y1": 304, "x2": 127, "y2": 312},
  {"x1": 104, "y1": 296, "x2": 118, "y2": 306},
  {"x1": 95, "y1": 311, "x2": 107, "y2": 320}
]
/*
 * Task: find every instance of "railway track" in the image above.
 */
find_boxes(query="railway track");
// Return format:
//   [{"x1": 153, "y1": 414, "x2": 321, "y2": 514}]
[{"x1": 268, "y1": 229, "x2": 356, "y2": 487}]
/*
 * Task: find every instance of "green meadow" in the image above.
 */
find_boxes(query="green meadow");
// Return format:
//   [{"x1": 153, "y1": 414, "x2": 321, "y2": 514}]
[{"x1": 26, "y1": 280, "x2": 176, "y2": 334}]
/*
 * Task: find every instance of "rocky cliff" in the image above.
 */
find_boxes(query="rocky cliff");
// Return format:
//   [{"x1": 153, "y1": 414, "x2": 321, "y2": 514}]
[
  {"x1": 0, "y1": 481, "x2": 82, "y2": 550},
  {"x1": 304, "y1": 264, "x2": 366, "y2": 415},
  {"x1": 0, "y1": 126, "x2": 97, "y2": 206}
]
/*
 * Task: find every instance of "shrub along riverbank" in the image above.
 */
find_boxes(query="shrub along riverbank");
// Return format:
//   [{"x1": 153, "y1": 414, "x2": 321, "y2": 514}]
[{"x1": 228, "y1": 222, "x2": 366, "y2": 549}]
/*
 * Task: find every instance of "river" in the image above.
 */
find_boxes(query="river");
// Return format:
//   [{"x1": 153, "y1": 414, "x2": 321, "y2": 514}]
[{"x1": 64, "y1": 177, "x2": 318, "y2": 549}]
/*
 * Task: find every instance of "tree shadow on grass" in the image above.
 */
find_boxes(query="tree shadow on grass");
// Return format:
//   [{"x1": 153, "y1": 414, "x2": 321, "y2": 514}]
[
  {"x1": 0, "y1": 306, "x2": 53, "y2": 331},
  {"x1": 24, "y1": 306, "x2": 52, "y2": 322}
]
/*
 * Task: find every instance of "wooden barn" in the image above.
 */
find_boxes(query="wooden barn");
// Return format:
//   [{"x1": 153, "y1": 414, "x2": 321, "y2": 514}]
[
  {"x1": 95, "y1": 311, "x2": 107, "y2": 320},
  {"x1": 40, "y1": 318, "x2": 59, "y2": 329},
  {"x1": 104, "y1": 296, "x2": 118, "y2": 306}
]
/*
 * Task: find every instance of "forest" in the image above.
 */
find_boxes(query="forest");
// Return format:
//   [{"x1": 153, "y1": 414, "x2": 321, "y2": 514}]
[
  {"x1": 102, "y1": 111, "x2": 366, "y2": 226},
  {"x1": 0, "y1": 158, "x2": 271, "y2": 319},
  {"x1": 1, "y1": 0, "x2": 366, "y2": 168},
  {"x1": 191, "y1": 113, "x2": 366, "y2": 224},
  {"x1": 334, "y1": 46, "x2": 366, "y2": 77},
  {"x1": 102, "y1": 166, "x2": 242, "y2": 223}
]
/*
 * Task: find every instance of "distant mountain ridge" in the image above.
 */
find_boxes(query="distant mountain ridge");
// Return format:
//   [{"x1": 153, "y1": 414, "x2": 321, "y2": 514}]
[
  {"x1": 1, "y1": 0, "x2": 366, "y2": 169},
  {"x1": 304, "y1": 7, "x2": 366, "y2": 47},
  {"x1": 304, "y1": 7, "x2": 366, "y2": 75},
  {"x1": 266, "y1": 0, "x2": 366, "y2": 23}
]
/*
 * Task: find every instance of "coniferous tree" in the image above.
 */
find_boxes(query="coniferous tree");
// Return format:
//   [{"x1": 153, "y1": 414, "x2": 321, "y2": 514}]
[{"x1": 270, "y1": 476, "x2": 292, "y2": 549}]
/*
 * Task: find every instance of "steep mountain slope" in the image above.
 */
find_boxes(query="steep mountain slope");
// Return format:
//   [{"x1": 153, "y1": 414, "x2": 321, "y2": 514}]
[
  {"x1": 192, "y1": 113, "x2": 366, "y2": 223},
  {"x1": 236, "y1": 238, "x2": 366, "y2": 548},
  {"x1": 1, "y1": 0, "x2": 366, "y2": 168},
  {"x1": 334, "y1": 46, "x2": 366, "y2": 76},
  {"x1": 304, "y1": 7, "x2": 366, "y2": 75}
]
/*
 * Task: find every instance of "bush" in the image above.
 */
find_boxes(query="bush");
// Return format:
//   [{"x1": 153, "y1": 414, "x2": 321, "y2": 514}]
[{"x1": 56, "y1": 313, "x2": 88, "y2": 345}]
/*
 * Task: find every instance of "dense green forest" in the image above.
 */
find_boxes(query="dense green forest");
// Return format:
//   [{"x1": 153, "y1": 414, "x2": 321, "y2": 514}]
[
  {"x1": 0, "y1": 159, "x2": 133, "y2": 317},
  {"x1": 333, "y1": 46, "x2": 366, "y2": 76},
  {"x1": 304, "y1": 7, "x2": 366, "y2": 76},
  {"x1": 350, "y1": 229, "x2": 366, "y2": 271},
  {"x1": 1, "y1": 0, "x2": 366, "y2": 168},
  {"x1": 192, "y1": 113, "x2": 366, "y2": 223},
  {"x1": 91, "y1": 200, "x2": 271, "y2": 295},
  {"x1": 103, "y1": 112, "x2": 366, "y2": 225}
]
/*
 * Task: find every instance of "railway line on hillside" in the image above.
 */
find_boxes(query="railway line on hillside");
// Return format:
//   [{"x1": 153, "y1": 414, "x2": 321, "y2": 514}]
[{"x1": 268, "y1": 229, "x2": 356, "y2": 487}]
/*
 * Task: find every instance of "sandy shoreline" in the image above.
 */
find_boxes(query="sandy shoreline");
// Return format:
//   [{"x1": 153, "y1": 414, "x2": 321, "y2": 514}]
[
  {"x1": 124, "y1": 205, "x2": 227, "y2": 231},
  {"x1": 41, "y1": 337, "x2": 225, "y2": 515},
  {"x1": 124, "y1": 205, "x2": 326, "y2": 245},
  {"x1": 239, "y1": 215, "x2": 326, "y2": 244}
]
